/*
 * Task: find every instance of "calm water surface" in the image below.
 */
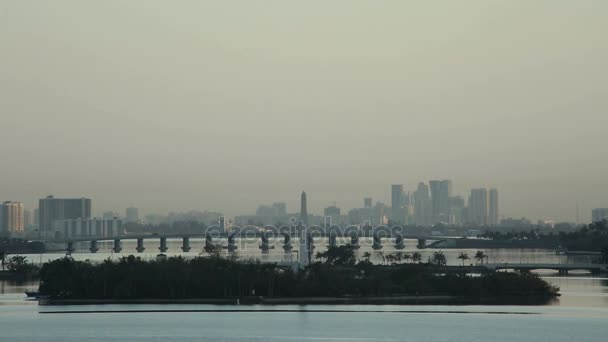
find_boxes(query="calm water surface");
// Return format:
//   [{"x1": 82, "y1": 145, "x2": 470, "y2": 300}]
[{"x1": 1, "y1": 246, "x2": 607, "y2": 341}]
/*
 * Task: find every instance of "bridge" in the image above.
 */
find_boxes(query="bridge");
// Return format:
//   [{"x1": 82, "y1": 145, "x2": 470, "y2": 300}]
[
  {"x1": 43, "y1": 231, "x2": 458, "y2": 255},
  {"x1": 483, "y1": 263, "x2": 608, "y2": 274}
]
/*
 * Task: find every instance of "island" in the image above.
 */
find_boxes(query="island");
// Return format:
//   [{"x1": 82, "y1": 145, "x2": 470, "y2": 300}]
[{"x1": 36, "y1": 246, "x2": 559, "y2": 305}]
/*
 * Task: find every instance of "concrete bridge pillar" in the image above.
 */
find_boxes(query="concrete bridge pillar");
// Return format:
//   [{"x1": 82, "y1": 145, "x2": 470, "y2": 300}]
[
  {"x1": 227, "y1": 234, "x2": 238, "y2": 253},
  {"x1": 372, "y1": 235, "x2": 383, "y2": 250},
  {"x1": 350, "y1": 235, "x2": 360, "y2": 249},
  {"x1": 394, "y1": 235, "x2": 405, "y2": 250},
  {"x1": 136, "y1": 238, "x2": 145, "y2": 253},
  {"x1": 417, "y1": 238, "x2": 426, "y2": 249},
  {"x1": 66, "y1": 241, "x2": 75, "y2": 255},
  {"x1": 113, "y1": 239, "x2": 122, "y2": 253},
  {"x1": 205, "y1": 234, "x2": 213, "y2": 251},
  {"x1": 282, "y1": 234, "x2": 293, "y2": 252},
  {"x1": 89, "y1": 240, "x2": 99, "y2": 253},
  {"x1": 159, "y1": 237, "x2": 168, "y2": 253},
  {"x1": 182, "y1": 237, "x2": 191, "y2": 252},
  {"x1": 259, "y1": 233, "x2": 275, "y2": 253},
  {"x1": 328, "y1": 233, "x2": 337, "y2": 248}
]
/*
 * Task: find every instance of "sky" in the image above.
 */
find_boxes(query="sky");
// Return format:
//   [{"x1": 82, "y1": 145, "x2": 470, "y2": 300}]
[{"x1": 1, "y1": 1, "x2": 607, "y2": 222}]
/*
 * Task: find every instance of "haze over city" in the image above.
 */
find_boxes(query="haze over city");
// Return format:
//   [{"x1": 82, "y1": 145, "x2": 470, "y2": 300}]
[{"x1": 2, "y1": 1, "x2": 607, "y2": 222}]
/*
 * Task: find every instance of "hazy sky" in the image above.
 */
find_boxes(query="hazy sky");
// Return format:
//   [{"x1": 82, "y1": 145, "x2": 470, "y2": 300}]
[{"x1": 1, "y1": 1, "x2": 607, "y2": 222}]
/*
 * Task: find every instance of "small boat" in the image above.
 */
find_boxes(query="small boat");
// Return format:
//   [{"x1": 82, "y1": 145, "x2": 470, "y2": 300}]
[{"x1": 25, "y1": 290, "x2": 40, "y2": 298}]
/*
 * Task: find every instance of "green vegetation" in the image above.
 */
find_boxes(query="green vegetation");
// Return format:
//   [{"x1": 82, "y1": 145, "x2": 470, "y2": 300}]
[
  {"x1": 479, "y1": 221, "x2": 608, "y2": 254},
  {"x1": 38, "y1": 246, "x2": 559, "y2": 304},
  {"x1": 0, "y1": 238, "x2": 46, "y2": 254}
]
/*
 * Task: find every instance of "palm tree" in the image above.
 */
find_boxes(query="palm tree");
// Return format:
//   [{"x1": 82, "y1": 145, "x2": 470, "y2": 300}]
[
  {"x1": 411, "y1": 252, "x2": 422, "y2": 264},
  {"x1": 394, "y1": 252, "x2": 404, "y2": 264},
  {"x1": 362, "y1": 251, "x2": 372, "y2": 262},
  {"x1": 403, "y1": 253, "x2": 412, "y2": 264},
  {"x1": 458, "y1": 252, "x2": 469, "y2": 266},
  {"x1": 475, "y1": 250, "x2": 486, "y2": 265},
  {"x1": 432, "y1": 251, "x2": 447, "y2": 266}
]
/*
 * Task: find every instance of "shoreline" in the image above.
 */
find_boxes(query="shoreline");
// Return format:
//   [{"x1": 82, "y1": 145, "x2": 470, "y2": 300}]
[{"x1": 39, "y1": 295, "x2": 556, "y2": 306}]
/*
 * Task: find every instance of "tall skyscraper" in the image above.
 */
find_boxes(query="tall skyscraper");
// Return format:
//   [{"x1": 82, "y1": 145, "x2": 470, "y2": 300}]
[
  {"x1": 126, "y1": 207, "x2": 140, "y2": 223},
  {"x1": 300, "y1": 191, "x2": 308, "y2": 225},
  {"x1": 1, "y1": 201, "x2": 24, "y2": 233},
  {"x1": 469, "y1": 188, "x2": 489, "y2": 226},
  {"x1": 413, "y1": 182, "x2": 431, "y2": 226},
  {"x1": 489, "y1": 188, "x2": 499, "y2": 226},
  {"x1": 39, "y1": 196, "x2": 92, "y2": 238},
  {"x1": 391, "y1": 184, "x2": 404, "y2": 224},
  {"x1": 429, "y1": 180, "x2": 452, "y2": 223}
]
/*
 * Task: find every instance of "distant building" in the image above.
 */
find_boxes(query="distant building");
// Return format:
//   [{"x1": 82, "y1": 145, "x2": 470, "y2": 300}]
[
  {"x1": 1, "y1": 201, "x2": 24, "y2": 233},
  {"x1": 391, "y1": 184, "x2": 404, "y2": 224},
  {"x1": 448, "y1": 196, "x2": 465, "y2": 225},
  {"x1": 33, "y1": 208, "x2": 39, "y2": 225},
  {"x1": 413, "y1": 182, "x2": 432, "y2": 226},
  {"x1": 592, "y1": 208, "x2": 608, "y2": 223},
  {"x1": 300, "y1": 192, "x2": 308, "y2": 226},
  {"x1": 430, "y1": 180, "x2": 452, "y2": 223},
  {"x1": 23, "y1": 209, "x2": 32, "y2": 228},
  {"x1": 53, "y1": 218, "x2": 122, "y2": 239},
  {"x1": 39, "y1": 196, "x2": 92, "y2": 238},
  {"x1": 323, "y1": 205, "x2": 341, "y2": 226},
  {"x1": 364, "y1": 197, "x2": 372, "y2": 209},
  {"x1": 468, "y1": 188, "x2": 488, "y2": 226},
  {"x1": 273, "y1": 202, "x2": 287, "y2": 217},
  {"x1": 489, "y1": 188, "x2": 499, "y2": 226},
  {"x1": 125, "y1": 207, "x2": 139, "y2": 223}
]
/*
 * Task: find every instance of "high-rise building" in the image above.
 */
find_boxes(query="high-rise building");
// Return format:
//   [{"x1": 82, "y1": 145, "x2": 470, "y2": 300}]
[
  {"x1": 103, "y1": 211, "x2": 119, "y2": 220},
  {"x1": 413, "y1": 182, "x2": 432, "y2": 226},
  {"x1": 448, "y1": 196, "x2": 465, "y2": 225},
  {"x1": 391, "y1": 184, "x2": 404, "y2": 224},
  {"x1": 468, "y1": 188, "x2": 489, "y2": 226},
  {"x1": 300, "y1": 191, "x2": 308, "y2": 226},
  {"x1": 53, "y1": 218, "x2": 123, "y2": 239},
  {"x1": 39, "y1": 196, "x2": 92, "y2": 238},
  {"x1": 592, "y1": 208, "x2": 608, "y2": 223},
  {"x1": 1, "y1": 201, "x2": 24, "y2": 233},
  {"x1": 126, "y1": 207, "x2": 139, "y2": 223},
  {"x1": 429, "y1": 180, "x2": 452, "y2": 223},
  {"x1": 489, "y1": 188, "x2": 499, "y2": 226},
  {"x1": 33, "y1": 208, "x2": 39, "y2": 225},
  {"x1": 364, "y1": 197, "x2": 372, "y2": 209}
]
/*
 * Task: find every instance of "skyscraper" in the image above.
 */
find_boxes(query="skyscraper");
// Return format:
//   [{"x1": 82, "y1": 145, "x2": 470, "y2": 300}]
[
  {"x1": 413, "y1": 182, "x2": 431, "y2": 226},
  {"x1": 1, "y1": 201, "x2": 24, "y2": 233},
  {"x1": 489, "y1": 188, "x2": 499, "y2": 226},
  {"x1": 300, "y1": 191, "x2": 308, "y2": 226},
  {"x1": 391, "y1": 184, "x2": 404, "y2": 224},
  {"x1": 469, "y1": 188, "x2": 489, "y2": 226},
  {"x1": 364, "y1": 197, "x2": 372, "y2": 209},
  {"x1": 430, "y1": 180, "x2": 452, "y2": 223},
  {"x1": 324, "y1": 205, "x2": 341, "y2": 226},
  {"x1": 39, "y1": 196, "x2": 92, "y2": 238}
]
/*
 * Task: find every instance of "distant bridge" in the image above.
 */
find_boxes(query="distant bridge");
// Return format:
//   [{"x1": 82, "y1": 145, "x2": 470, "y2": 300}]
[
  {"x1": 483, "y1": 263, "x2": 608, "y2": 274},
  {"x1": 42, "y1": 232, "x2": 460, "y2": 254}
]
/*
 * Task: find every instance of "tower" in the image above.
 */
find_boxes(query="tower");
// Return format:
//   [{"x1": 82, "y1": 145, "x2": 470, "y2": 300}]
[
  {"x1": 489, "y1": 188, "x2": 499, "y2": 226},
  {"x1": 300, "y1": 191, "x2": 308, "y2": 226}
]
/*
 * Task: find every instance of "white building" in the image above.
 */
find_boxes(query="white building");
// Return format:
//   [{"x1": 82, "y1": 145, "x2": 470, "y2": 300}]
[{"x1": 53, "y1": 218, "x2": 123, "y2": 239}]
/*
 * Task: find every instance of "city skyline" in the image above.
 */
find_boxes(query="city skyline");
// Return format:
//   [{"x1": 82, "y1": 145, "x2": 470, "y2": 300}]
[
  {"x1": 3, "y1": 181, "x2": 605, "y2": 227},
  {"x1": 2, "y1": 1, "x2": 607, "y2": 223}
]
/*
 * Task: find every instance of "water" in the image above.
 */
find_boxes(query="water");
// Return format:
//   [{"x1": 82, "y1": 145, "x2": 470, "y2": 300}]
[{"x1": 1, "y1": 247, "x2": 607, "y2": 341}]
